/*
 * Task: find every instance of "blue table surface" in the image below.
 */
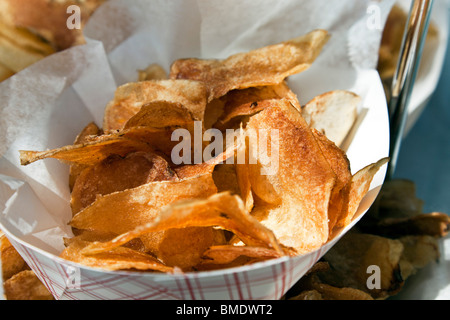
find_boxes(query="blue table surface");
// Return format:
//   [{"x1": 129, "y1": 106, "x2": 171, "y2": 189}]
[{"x1": 393, "y1": 7, "x2": 450, "y2": 216}]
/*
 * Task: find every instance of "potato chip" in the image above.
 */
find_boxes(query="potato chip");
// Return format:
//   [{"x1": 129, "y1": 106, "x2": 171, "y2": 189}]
[
  {"x1": 212, "y1": 164, "x2": 240, "y2": 195},
  {"x1": 70, "y1": 167, "x2": 221, "y2": 269},
  {"x1": 1, "y1": 234, "x2": 29, "y2": 281},
  {"x1": 234, "y1": 126, "x2": 256, "y2": 212},
  {"x1": 170, "y1": 29, "x2": 330, "y2": 101},
  {"x1": 68, "y1": 214, "x2": 227, "y2": 272},
  {"x1": 70, "y1": 151, "x2": 178, "y2": 215},
  {"x1": 68, "y1": 122, "x2": 102, "y2": 191},
  {"x1": 200, "y1": 245, "x2": 283, "y2": 265},
  {"x1": 3, "y1": 270, "x2": 54, "y2": 300},
  {"x1": 195, "y1": 256, "x2": 260, "y2": 271},
  {"x1": 311, "y1": 129, "x2": 352, "y2": 234},
  {"x1": 19, "y1": 126, "x2": 178, "y2": 166},
  {"x1": 213, "y1": 82, "x2": 301, "y2": 130},
  {"x1": 0, "y1": 21, "x2": 55, "y2": 73},
  {"x1": 319, "y1": 232, "x2": 405, "y2": 299},
  {"x1": 63, "y1": 229, "x2": 122, "y2": 247},
  {"x1": 203, "y1": 98, "x2": 226, "y2": 131},
  {"x1": 60, "y1": 238, "x2": 174, "y2": 273},
  {"x1": 332, "y1": 157, "x2": 389, "y2": 232},
  {"x1": 146, "y1": 227, "x2": 226, "y2": 271},
  {"x1": 103, "y1": 79, "x2": 208, "y2": 131},
  {"x1": 302, "y1": 90, "x2": 360, "y2": 147},
  {"x1": 289, "y1": 231, "x2": 442, "y2": 300},
  {"x1": 124, "y1": 100, "x2": 197, "y2": 131},
  {"x1": 246, "y1": 166, "x2": 281, "y2": 206},
  {"x1": 0, "y1": 61, "x2": 14, "y2": 82},
  {"x1": 235, "y1": 162, "x2": 255, "y2": 212},
  {"x1": 123, "y1": 100, "x2": 203, "y2": 158},
  {"x1": 398, "y1": 235, "x2": 440, "y2": 280},
  {"x1": 172, "y1": 135, "x2": 240, "y2": 180},
  {"x1": 0, "y1": 21, "x2": 54, "y2": 55},
  {"x1": 290, "y1": 283, "x2": 374, "y2": 300},
  {"x1": 70, "y1": 173, "x2": 217, "y2": 238},
  {"x1": 138, "y1": 63, "x2": 168, "y2": 81},
  {"x1": 242, "y1": 99, "x2": 337, "y2": 254},
  {"x1": 370, "y1": 212, "x2": 450, "y2": 238},
  {"x1": 80, "y1": 192, "x2": 284, "y2": 256},
  {"x1": 289, "y1": 290, "x2": 325, "y2": 300},
  {"x1": 0, "y1": 35, "x2": 47, "y2": 73},
  {"x1": 287, "y1": 260, "x2": 375, "y2": 300}
]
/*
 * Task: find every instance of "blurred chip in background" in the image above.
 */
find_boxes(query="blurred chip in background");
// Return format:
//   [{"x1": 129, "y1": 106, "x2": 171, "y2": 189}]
[{"x1": 0, "y1": 0, "x2": 107, "y2": 81}]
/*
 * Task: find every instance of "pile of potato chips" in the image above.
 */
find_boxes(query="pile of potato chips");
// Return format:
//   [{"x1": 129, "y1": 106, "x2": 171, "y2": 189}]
[
  {"x1": 19, "y1": 29, "x2": 388, "y2": 273},
  {"x1": 0, "y1": 233, "x2": 54, "y2": 300},
  {"x1": 287, "y1": 179, "x2": 450, "y2": 300}
]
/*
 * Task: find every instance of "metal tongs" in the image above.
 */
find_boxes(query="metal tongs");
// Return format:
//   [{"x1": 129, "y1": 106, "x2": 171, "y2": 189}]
[{"x1": 387, "y1": 0, "x2": 435, "y2": 179}]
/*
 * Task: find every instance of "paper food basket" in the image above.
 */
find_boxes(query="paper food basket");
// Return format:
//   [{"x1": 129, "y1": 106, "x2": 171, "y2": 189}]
[{"x1": 0, "y1": 0, "x2": 392, "y2": 300}]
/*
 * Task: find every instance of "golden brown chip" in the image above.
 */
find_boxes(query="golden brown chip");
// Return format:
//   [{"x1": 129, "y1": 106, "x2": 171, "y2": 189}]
[
  {"x1": 195, "y1": 256, "x2": 260, "y2": 271},
  {"x1": 0, "y1": 21, "x2": 54, "y2": 55},
  {"x1": 0, "y1": 21, "x2": 55, "y2": 73},
  {"x1": 0, "y1": 35, "x2": 47, "y2": 73},
  {"x1": 200, "y1": 245, "x2": 283, "y2": 265},
  {"x1": 292, "y1": 284, "x2": 374, "y2": 300},
  {"x1": 245, "y1": 161, "x2": 281, "y2": 206},
  {"x1": 3, "y1": 270, "x2": 54, "y2": 300},
  {"x1": 146, "y1": 227, "x2": 226, "y2": 271},
  {"x1": 20, "y1": 130, "x2": 150, "y2": 166},
  {"x1": 80, "y1": 192, "x2": 284, "y2": 256},
  {"x1": 173, "y1": 136, "x2": 240, "y2": 180},
  {"x1": 63, "y1": 229, "x2": 121, "y2": 247},
  {"x1": 0, "y1": 61, "x2": 14, "y2": 82},
  {"x1": 213, "y1": 82, "x2": 301, "y2": 130},
  {"x1": 69, "y1": 122, "x2": 102, "y2": 191},
  {"x1": 70, "y1": 173, "x2": 218, "y2": 240},
  {"x1": 138, "y1": 63, "x2": 168, "y2": 81},
  {"x1": 59, "y1": 238, "x2": 174, "y2": 273},
  {"x1": 70, "y1": 151, "x2": 178, "y2": 215},
  {"x1": 19, "y1": 126, "x2": 181, "y2": 166},
  {"x1": 243, "y1": 99, "x2": 336, "y2": 254},
  {"x1": 170, "y1": 29, "x2": 330, "y2": 101},
  {"x1": 332, "y1": 158, "x2": 389, "y2": 232},
  {"x1": 235, "y1": 132, "x2": 255, "y2": 211},
  {"x1": 312, "y1": 129, "x2": 352, "y2": 235},
  {"x1": 103, "y1": 79, "x2": 208, "y2": 132},
  {"x1": 0, "y1": 0, "x2": 105, "y2": 51},
  {"x1": 302, "y1": 90, "x2": 360, "y2": 147},
  {"x1": 212, "y1": 164, "x2": 241, "y2": 195},
  {"x1": 289, "y1": 290, "x2": 324, "y2": 300},
  {"x1": 204, "y1": 98, "x2": 226, "y2": 131},
  {"x1": 124, "y1": 100, "x2": 197, "y2": 131},
  {"x1": 1, "y1": 234, "x2": 29, "y2": 281}
]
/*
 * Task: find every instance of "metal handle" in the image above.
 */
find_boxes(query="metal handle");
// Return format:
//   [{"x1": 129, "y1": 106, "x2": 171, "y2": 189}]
[{"x1": 386, "y1": 0, "x2": 435, "y2": 180}]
